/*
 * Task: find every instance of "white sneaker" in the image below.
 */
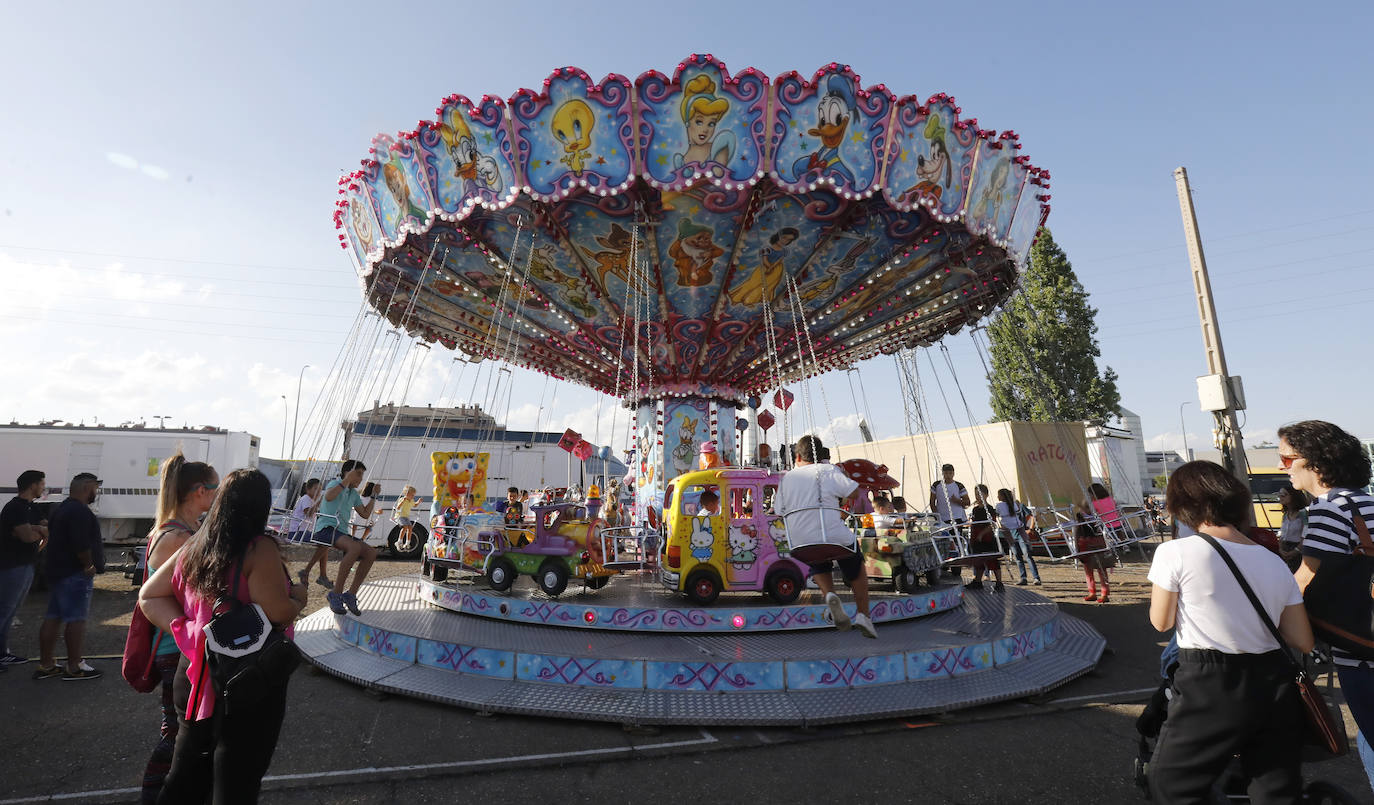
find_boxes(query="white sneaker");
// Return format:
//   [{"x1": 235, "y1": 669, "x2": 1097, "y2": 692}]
[
  {"x1": 824, "y1": 592, "x2": 851, "y2": 631},
  {"x1": 852, "y1": 613, "x2": 878, "y2": 639},
  {"x1": 77, "y1": 661, "x2": 96, "y2": 673}
]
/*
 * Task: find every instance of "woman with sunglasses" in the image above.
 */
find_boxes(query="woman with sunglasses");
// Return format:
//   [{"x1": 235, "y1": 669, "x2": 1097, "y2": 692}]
[
  {"x1": 1280, "y1": 420, "x2": 1374, "y2": 793},
  {"x1": 139, "y1": 452, "x2": 217, "y2": 804}
]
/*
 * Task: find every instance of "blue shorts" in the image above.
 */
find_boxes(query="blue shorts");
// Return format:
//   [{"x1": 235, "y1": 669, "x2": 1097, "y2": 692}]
[
  {"x1": 45, "y1": 574, "x2": 94, "y2": 623},
  {"x1": 311, "y1": 526, "x2": 348, "y2": 547}
]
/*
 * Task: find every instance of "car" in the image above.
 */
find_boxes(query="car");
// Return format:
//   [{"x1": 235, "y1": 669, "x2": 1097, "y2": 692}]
[{"x1": 658, "y1": 468, "x2": 809, "y2": 605}]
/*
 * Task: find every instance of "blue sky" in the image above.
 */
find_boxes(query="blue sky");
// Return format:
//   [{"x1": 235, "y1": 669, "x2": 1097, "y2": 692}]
[{"x1": 1, "y1": 0, "x2": 1370, "y2": 464}]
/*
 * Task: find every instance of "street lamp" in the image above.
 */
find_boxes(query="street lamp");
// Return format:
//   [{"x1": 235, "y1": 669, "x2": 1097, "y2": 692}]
[
  {"x1": 280, "y1": 396, "x2": 288, "y2": 458},
  {"x1": 1179, "y1": 401, "x2": 1193, "y2": 462},
  {"x1": 152, "y1": 415, "x2": 173, "y2": 429},
  {"x1": 292, "y1": 364, "x2": 311, "y2": 459}
]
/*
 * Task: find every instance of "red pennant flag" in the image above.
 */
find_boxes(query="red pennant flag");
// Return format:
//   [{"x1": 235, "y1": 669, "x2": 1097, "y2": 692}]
[{"x1": 558, "y1": 428, "x2": 581, "y2": 453}]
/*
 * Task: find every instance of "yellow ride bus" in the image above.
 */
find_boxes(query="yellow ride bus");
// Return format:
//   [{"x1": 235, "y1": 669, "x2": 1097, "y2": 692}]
[{"x1": 1249, "y1": 468, "x2": 1288, "y2": 530}]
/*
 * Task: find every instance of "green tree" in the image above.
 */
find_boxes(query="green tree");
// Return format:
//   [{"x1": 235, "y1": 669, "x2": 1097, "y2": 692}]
[
  {"x1": 987, "y1": 228, "x2": 1121, "y2": 425},
  {"x1": 1153, "y1": 474, "x2": 1170, "y2": 492}
]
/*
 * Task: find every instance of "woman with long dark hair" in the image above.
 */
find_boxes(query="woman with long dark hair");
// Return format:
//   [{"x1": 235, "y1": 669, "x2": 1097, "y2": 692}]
[
  {"x1": 140, "y1": 452, "x2": 217, "y2": 804},
  {"x1": 139, "y1": 468, "x2": 306, "y2": 804},
  {"x1": 1276, "y1": 482, "x2": 1308, "y2": 570}
]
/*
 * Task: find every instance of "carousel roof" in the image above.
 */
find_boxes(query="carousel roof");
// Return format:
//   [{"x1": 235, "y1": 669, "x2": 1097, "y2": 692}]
[{"x1": 334, "y1": 55, "x2": 1049, "y2": 403}]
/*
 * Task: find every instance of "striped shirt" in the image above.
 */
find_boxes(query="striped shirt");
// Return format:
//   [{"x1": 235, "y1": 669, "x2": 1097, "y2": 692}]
[{"x1": 1300, "y1": 488, "x2": 1374, "y2": 666}]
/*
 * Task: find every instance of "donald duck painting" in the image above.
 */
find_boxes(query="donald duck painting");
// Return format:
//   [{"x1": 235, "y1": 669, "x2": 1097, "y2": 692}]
[{"x1": 792, "y1": 74, "x2": 858, "y2": 185}]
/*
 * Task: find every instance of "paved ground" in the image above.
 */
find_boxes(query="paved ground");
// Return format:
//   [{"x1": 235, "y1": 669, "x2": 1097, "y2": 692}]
[{"x1": 1, "y1": 543, "x2": 1368, "y2": 803}]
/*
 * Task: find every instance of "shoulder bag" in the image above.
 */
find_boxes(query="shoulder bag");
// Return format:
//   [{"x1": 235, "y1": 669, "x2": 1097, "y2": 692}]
[
  {"x1": 1302, "y1": 497, "x2": 1374, "y2": 659},
  {"x1": 202, "y1": 553, "x2": 301, "y2": 716},
  {"x1": 1201, "y1": 534, "x2": 1348, "y2": 758},
  {"x1": 121, "y1": 525, "x2": 180, "y2": 693}
]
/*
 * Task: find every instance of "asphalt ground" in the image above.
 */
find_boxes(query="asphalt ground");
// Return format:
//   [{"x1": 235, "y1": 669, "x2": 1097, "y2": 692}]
[{"x1": 1, "y1": 543, "x2": 1369, "y2": 804}]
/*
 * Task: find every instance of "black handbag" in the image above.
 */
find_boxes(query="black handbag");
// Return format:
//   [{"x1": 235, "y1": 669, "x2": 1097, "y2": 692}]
[
  {"x1": 202, "y1": 562, "x2": 300, "y2": 716},
  {"x1": 1201, "y1": 534, "x2": 1349, "y2": 758},
  {"x1": 1302, "y1": 498, "x2": 1374, "y2": 660}
]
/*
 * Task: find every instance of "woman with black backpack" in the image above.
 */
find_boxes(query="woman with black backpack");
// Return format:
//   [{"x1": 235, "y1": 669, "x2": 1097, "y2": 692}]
[{"x1": 139, "y1": 468, "x2": 307, "y2": 804}]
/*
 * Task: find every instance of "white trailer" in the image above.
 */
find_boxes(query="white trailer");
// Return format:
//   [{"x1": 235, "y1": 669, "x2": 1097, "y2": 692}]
[{"x1": 0, "y1": 424, "x2": 260, "y2": 543}]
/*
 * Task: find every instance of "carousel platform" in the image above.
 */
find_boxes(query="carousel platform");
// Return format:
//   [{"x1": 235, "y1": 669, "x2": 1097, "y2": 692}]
[{"x1": 295, "y1": 574, "x2": 1106, "y2": 726}]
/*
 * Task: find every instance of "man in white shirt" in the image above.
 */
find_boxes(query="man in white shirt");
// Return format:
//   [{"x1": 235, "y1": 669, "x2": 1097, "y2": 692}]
[
  {"x1": 776, "y1": 436, "x2": 876, "y2": 638},
  {"x1": 929, "y1": 463, "x2": 970, "y2": 534}
]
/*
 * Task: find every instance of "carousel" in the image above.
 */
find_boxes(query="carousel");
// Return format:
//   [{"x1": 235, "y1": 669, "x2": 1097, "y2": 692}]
[{"x1": 294, "y1": 56, "x2": 1106, "y2": 725}]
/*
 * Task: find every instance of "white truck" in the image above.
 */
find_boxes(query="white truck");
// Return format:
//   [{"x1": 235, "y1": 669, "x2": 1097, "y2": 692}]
[{"x1": 0, "y1": 423, "x2": 260, "y2": 544}]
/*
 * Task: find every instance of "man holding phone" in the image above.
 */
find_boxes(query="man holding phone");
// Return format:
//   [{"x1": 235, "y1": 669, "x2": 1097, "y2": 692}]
[{"x1": 312, "y1": 460, "x2": 378, "y2": 615}]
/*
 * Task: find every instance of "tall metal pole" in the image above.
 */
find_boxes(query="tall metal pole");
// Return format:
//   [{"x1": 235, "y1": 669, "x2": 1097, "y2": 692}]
[
  {"x1": 1174, "y1": 167, "x2": 1246, "y2": 484},
  {"x1": 280, "y1": 396, "x2": 288, "y2": 458},
  {"x1": 292, "y1": 364, "x2": 311, "y2": 459},
  {"x1": 1178, "y1": 401, "x2": 1191, "y2": 461}
]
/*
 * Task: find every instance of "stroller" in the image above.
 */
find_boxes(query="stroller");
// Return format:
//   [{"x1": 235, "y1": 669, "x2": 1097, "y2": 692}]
[{"x1": 1133, "y1": 658, "x2": 1360, "y2": 803}]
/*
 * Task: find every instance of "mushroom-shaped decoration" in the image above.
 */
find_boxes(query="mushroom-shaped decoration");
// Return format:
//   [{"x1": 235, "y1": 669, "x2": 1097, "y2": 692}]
[{"x1": 838, "y1": 458, "x2": 900, "y2": 491}]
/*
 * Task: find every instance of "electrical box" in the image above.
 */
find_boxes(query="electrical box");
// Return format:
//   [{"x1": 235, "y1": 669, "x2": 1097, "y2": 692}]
[
  {"x1": 1228, "y1": 375, "x2": 1246, "y2": 411},
  {"x1": 1196, "y1": 374, "x2": 1246, "y2": 412}
]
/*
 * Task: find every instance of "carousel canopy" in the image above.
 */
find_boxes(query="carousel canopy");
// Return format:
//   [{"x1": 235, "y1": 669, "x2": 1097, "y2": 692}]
[{"x1": 334, "y1": 55, "x2": 1048, "y2": 404}]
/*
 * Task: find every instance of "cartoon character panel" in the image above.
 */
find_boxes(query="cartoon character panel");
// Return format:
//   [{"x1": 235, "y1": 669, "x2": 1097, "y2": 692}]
[
  {"x1": 770, "y1": 66, "x2": 892, "y2": 197},
  {"x1": 635, "y1": 57, "x2": 769, "y2": 189},
  {"x1": 784, "y1": 205, "x2": 917, "y2": 315},
  {"x1": 664, "y1": 399, "x2": 714, "y2": 481},
  {"x1": 416, "y1": 97, "x2": 520, "y2": 214},
  {"x1": 965, "y1": 142, "x2": 1027, "y2": 243},
  {"x1": 432, "y1": 452, "x2": 490, "y2": 510},
  {"x1": 1005, "y1": 178, "x2": 1044, "y2": 266},
  {"x1": 340, "y1": 193, "x2": 379, "y2": 268},
  {"x1": 633, "y1": 404, "x2": 666, "y2": 524},
  {"x1": 508, "y1": 68, "x2": 635, "y2": 200},
  {"x1": 884, "y1": 97, "x2": 979, "y2": 218},
  {"x1": 368, "y1": 137, "x2": 438, "y2": 242}
]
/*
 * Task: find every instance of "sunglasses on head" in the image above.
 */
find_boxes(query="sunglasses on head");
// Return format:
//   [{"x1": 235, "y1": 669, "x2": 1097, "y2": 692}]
[
  {"x1": 199, "y1": 481, "x2": 220, "y2": 491},
  {"x1": 1278, "y1": 453, "x2": 1300, "y2": 469}
]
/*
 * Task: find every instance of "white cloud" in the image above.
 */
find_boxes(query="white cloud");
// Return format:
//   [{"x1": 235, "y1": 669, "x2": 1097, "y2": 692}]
[
  {"x1": 800, "y1": 412, "x2": 865, "y2": 449},
  {"x1": 105, "y1": 151, "x2": 171, "y2": 181},
  {"x1": 106, "y1": 152, "x2": 138, "y2": 170}
]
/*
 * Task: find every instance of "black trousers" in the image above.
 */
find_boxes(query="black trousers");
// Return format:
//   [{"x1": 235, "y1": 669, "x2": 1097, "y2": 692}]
[
  {"x1": 1150, "y1": 648, "x2": 1303, "y2": 804},
  {"x1": 157, "y1": 654, "x2": 289, "y2": 804}
]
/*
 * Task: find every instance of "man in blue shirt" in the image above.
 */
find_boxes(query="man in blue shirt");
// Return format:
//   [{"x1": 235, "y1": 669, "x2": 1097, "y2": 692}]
[
  {"x1": 312, "y1": 460, "x2": 378, "y2": 615},
  {"x1": 33, "y1": 473, "x2": 104, "y2": 680}
]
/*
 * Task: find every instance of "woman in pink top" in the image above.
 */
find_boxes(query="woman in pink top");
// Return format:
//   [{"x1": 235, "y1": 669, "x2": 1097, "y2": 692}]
[
  {"x1": 1086, "y1": 482, "x2": 1123, "y2": 528},
  {"x1": 139, "y1": 469, "x2": 306, "y2": 804},
  {"x1": 1076, "y1": 483, "x2": 1121, "y2": 603}
]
